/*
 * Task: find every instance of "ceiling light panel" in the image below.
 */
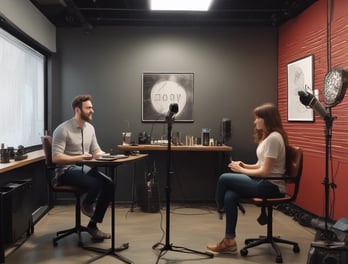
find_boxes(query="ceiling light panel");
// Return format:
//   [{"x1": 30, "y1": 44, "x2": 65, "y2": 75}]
[{"x1": 150, "y1": 0, "x2": 213, "y2": 11}]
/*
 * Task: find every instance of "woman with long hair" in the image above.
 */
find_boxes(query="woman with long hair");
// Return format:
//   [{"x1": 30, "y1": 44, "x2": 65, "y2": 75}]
[{"x1": 207, "y1": 102, "x2": 288, "y2": 254}]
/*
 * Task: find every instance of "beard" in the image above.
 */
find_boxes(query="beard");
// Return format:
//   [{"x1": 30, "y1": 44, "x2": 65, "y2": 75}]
[{"x1": 80, "y1": 110, "x2": 92, "y2": 122}]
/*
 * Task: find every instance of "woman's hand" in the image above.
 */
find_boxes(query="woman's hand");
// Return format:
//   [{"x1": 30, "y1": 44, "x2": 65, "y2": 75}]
[
  {"x1": 228, "y1": 160, "x2": 244, "y2": 172},
  {"x1": 228, "y1": 157, "x2": 274, "y2": 177}
]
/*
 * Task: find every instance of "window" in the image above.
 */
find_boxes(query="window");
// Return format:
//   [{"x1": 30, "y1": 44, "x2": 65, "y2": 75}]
[{"x1": 0, "y1": 28, "x2": 45, "y2": 150}]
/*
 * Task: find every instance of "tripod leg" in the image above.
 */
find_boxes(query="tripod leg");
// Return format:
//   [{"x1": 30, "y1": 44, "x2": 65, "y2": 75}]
[
  {"x1": 152, "y1": 118, "x2": 214, "y2": 262},
  {"x1": 171, "y1": 245, "x2": 214, "y2": 257}
]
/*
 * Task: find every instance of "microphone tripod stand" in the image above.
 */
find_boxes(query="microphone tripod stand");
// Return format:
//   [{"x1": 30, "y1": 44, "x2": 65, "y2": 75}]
[{"x1": 152, "y1": 115, "x2": 214, "y2": 262}]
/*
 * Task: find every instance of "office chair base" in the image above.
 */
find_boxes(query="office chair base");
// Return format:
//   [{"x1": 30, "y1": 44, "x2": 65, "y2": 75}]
[
  {"x1": 53, "y1": 226, "x2": 88, "y2": 247},
  {"x1": 240, "y1": 236, "x2": 300, "y2": 263}
]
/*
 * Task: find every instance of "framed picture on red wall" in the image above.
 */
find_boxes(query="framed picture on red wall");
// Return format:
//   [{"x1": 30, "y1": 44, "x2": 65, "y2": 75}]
[{"x1": 287, "y1": 55, "x2": 314, "y2": 122}]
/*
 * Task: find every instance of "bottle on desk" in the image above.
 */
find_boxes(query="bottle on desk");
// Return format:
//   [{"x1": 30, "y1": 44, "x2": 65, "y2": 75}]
[
  {"x1": 0, "y1": 143, "x2": 10, "y2": 163},
  {"x1": 122, "y1": 132, "x2": 132, "y2": 145},
  {"x1": 201, "y1": 128, "x2": 210, "y2": 146}
]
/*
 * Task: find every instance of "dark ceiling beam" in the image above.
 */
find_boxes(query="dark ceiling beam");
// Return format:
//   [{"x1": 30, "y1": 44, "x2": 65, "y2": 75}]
[
  {"x1": 29, "y1": 0, "x2": 319, "y2": 28},
  {"x1": 63, "y1": 0, "x2": 93, "y2": 31},
  {"x1": 78, "y1": 8, "x2": 287, "y2": 27}
]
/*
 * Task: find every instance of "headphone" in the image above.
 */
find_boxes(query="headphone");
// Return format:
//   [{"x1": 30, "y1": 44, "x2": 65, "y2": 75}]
[
  {"x1": 14, "y1": 145, "x2": 28, "y2": 161},
  {"x1": 16, "y1": 145, "x2": 25, "y2": 156}
]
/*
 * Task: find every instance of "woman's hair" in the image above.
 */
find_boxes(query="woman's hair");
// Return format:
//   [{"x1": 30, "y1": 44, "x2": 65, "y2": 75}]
[
  {"x1": 253, "y1": 102, "x2": 288, "y2": 145},
  {"x1": 71, "y1": 94, "x2": 92, "y2": 110}
]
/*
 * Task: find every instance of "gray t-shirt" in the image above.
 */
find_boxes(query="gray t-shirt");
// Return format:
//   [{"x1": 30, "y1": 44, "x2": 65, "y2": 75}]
[{"x1": 52, "y1": 118, "x2": 101, "y2": 177}]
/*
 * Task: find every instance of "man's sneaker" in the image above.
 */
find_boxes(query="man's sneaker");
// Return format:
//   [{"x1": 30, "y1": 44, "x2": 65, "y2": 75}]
[
  {"x1": 81, "y1": 201, "x2": 95, "y2": 218},
  {"x1": 87, "y1": 226, "x2": 111, "y2": 241},
  {"x1": 207, "y1": 239, "x2": 238, "y2": 255}
]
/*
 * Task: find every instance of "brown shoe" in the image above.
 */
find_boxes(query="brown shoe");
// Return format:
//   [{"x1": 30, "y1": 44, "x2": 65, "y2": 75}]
[
  {"x1": 87, "y1": 226, "x2": 111, "y2": 241},
  {"x1": 207, "y1": 239, "x2": 238, "y2": 254}
]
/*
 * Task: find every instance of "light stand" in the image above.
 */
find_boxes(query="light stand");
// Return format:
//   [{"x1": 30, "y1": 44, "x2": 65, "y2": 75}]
[
  {"x1": 298, "y1": 81, "x2": 348, "y2": 263},
  {"x1": 152, "y1": 104, "x2": 214, "y2": 263},
  {"x1": 307, "y1": 110, "x2": 348, "y2": 263},
  {"x1": 297, "y1": 91, "x2": 334, "y2": 237},
  {"x1": 321, "y1": 111, "x2": 334, "y2": 241}
]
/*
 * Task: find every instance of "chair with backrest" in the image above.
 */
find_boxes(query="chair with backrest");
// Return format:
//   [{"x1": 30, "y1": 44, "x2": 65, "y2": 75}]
[
  {"x1": 41, "y1": 135, "x2": 88, "y2": 247},
  {"x1": 240, "y1": 145, "x2": 303, "y2": 263}
]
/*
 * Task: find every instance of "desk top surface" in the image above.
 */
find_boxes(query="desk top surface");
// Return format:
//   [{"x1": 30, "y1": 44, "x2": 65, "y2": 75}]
[
  {"x1": 0, "y1": 149, "x2": 45, "y2": 174},
  {"x1": 78, "y1": 154, "x2": 148, "y2": 167},
  {"x1": 117, "y1": 144, "x2": 232, "y2": 152}
]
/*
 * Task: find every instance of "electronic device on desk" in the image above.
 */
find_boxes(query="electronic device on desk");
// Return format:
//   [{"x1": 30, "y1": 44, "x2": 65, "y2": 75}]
[
  {"x1": 121, "y1": 150, "x2": 140, "y2": 156},
  {"x1": 151, "y1": 140, "x2": 168, "y2": 145},
  {"x1": 1, "y1": 144, "x2": 28, "y2": 162},
  {"x1": 96, "y1": 154, "x2": 129, "y2": 161},
  {"x1": 122, "y1": 132, "x2": 132, "y2": 145},
  {"x1": 138, "y1": 131, "x2": 150, "y2": 144},
  {"x1": 0, "y1": 144, "x2": 10, "y2": 163},
  {"x1": 201, "y1": 128, "x2": 210, "y2": 146},
  {"x1": 14, "y1": 145, "x2": 28, "y2": 161},
  {"x1": 220, "y1": 118, "x2": 231, "y2": 144}
]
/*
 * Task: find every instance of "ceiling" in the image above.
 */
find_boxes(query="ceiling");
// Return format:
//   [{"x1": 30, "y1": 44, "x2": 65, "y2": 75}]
[{"x1": 30, "y1": 0, "x2": 318, "y2": 30}]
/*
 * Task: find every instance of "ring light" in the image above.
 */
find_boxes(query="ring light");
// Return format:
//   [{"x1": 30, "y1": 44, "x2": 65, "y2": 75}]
[{"x1": 323, "y1": 68, "x2": 348, "y2": 107}]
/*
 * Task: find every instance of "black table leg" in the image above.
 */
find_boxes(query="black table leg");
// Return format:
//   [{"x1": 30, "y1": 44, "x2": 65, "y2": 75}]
[
  {"x1": 130, "y1": 162, "x2": 138, "y2": 212},
  {"x1": 84, "y1": 167, "x2": 132, "y2": 263},
  {"x1": 0, "y1": 193, "x2": 4, "y2": 264}
]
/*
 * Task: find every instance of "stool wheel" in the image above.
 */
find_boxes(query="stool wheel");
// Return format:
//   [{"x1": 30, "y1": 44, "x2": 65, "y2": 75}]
[
  {"x1": 293, "y1": 244, "x2": 300, "y2": 253},
  {"x1": 240, "y1": 248, "x2": 248, "y2": 256}
]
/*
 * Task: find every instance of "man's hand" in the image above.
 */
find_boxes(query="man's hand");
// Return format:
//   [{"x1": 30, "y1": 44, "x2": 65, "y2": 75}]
[{"x1": 82, "y1": 153, "x2": 93, "y2": 160}]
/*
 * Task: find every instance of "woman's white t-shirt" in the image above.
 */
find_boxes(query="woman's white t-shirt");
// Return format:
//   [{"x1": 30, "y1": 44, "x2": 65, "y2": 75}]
[{"x1": 256, "y1": 131, "x2": 286, "y2": 193}]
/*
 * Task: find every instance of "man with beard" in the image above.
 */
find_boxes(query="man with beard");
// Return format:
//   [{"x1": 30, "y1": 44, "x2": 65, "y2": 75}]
[{"x1": 52, "y1": 94, "x2": 113, "y2": 241}]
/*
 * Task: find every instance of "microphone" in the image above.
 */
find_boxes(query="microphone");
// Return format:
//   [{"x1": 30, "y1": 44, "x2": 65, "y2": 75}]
[
  {"x1": 298, "y1": 91, "x2": 330, "y2": 120},
  {"x1": 166, "y1": 103, "x2": 179, "y2": 120}
]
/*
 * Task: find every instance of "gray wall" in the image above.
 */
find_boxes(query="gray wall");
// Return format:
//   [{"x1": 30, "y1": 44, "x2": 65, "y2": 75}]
[
  {"x1": 51, "y1": 25, "x2": 278, "y2": 201},
  {"x1": 53, "y1": 25, "x2": 277, "y2": 162}
]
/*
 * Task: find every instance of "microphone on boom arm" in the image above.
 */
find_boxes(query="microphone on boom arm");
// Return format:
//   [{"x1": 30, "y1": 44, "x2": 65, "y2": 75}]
[
  {"x1": 166, "y1": 103, "x2": 179, "y2": 122},
  {"x1": 298, "y1": 90, "x2": 330, "y2": 120}
]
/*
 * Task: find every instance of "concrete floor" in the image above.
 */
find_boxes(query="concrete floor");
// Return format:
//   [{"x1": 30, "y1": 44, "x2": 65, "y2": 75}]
[{"x1": 5, "y1": 203, "x2": 315, "y2": 264}]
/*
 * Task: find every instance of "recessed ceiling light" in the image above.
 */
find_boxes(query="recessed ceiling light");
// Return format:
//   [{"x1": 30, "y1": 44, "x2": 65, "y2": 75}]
[{"x1": 150, "y1": 0, "x2": 213, "y2": 11}]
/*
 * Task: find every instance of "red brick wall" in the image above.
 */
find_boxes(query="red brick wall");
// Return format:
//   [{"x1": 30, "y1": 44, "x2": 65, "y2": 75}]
[{"x1": 278, "y1": 0, "x2": 348, "y2": 220}]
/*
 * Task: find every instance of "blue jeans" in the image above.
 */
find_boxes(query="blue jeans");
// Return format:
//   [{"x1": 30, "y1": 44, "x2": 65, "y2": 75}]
[
  {"x1": 216, "y1": 173, "x2": 283, "y2": 239},
  {"x1": 60, "y1": 165, "x2": 113, "y2": 223}
]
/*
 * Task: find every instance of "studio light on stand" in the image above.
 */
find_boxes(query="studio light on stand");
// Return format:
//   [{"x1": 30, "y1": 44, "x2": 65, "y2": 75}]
[
  {"x1": 152, "y1": 103, "x2": 214, "y2": 263},
  {"x1": 298, "y1": 68, "x2": 348, "y2": 264}
]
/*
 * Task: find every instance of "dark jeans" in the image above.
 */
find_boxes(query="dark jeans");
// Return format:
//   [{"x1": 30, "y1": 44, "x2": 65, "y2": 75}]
[
  {"x1": 60, "y1": 165, "x2": 113, "y2": 223},
  {"x1": 216, "y1": 173, "x2": 283, "y2": 239}
]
